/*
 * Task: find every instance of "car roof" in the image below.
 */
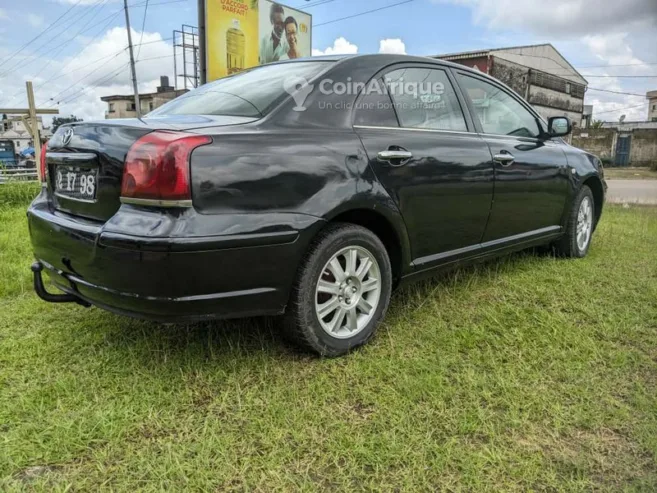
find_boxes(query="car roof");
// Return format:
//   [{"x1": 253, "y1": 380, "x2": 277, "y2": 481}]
[{"x1": 272, "y1": 53, "x2": 491, "y2": 80}]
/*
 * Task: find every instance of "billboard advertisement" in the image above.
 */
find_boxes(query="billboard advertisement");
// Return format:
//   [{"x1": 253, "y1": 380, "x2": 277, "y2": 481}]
[
  {"x1": 258, "y1": 1, "x2": 312, "y2": 64},
  {"x1": 205, "y1": 0, "x2": 311, "y2": 82}
]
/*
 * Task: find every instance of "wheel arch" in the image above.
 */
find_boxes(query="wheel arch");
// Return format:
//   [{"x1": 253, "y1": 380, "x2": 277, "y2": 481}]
[
  {"x1": 322, "y1": 205, "x2": 412, "y2": 286},
  {"x1": 582, "y1": 175, "x2": 605, "y2": 228}
]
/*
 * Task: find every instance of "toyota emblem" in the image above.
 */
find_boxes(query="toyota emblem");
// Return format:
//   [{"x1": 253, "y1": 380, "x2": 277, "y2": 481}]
[{"x1": 62, "y1": 127, "x2": 74, "y2": 147}]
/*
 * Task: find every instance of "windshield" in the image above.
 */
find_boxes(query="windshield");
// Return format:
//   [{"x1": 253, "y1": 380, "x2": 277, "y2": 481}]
[{"x1": 149, "y1": 61, "x2": 332, "y2": 118}]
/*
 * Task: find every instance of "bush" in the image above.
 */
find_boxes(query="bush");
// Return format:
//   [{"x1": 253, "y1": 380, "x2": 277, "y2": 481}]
[{"x1": 0, "y1": 182, "x2": 41, "y2": 209}]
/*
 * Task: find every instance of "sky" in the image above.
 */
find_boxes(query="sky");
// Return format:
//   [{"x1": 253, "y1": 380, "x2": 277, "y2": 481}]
[{"x1": 0, "y1": 0, "x2": 656, "y2": 126}]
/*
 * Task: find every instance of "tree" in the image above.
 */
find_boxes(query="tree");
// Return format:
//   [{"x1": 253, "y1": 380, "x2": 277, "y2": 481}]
[
  {"x1": 591, "y1": 119, "x2": 604, "y2": 129},
  {"x1": 51, "y1": 115, "x2": 82, "y2": 133}
]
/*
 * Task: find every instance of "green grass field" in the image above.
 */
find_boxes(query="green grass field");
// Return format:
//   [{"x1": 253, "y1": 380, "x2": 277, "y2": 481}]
[{"x1": 1, "y1": 183, "x2": 656, "y2": 491}]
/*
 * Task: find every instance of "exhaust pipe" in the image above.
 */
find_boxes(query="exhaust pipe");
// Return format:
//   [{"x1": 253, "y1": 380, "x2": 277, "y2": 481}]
[{"x1": 31, "y1": 262, "x2": 91, "y2": 307}]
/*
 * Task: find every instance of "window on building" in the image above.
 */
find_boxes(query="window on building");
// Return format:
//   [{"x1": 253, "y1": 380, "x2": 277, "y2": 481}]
[
  {"x1": 128, "y1": 102, "x2": 136, "y2": 111},
  {"x1": 653, "y1": 104, "x2": 656, "y2": 110},
  {"x1": 149, "y1": 101, "x2": 154, "y2": 112},
  {"x1": 385, "y1": 68, "x2": 467, "y2": 132},
  {"x1": 457, "y1": 74, "x2": 541, "y2": 138},
  {"x1": 109, "y1": 103, "x2": 115, "y2": 112}
]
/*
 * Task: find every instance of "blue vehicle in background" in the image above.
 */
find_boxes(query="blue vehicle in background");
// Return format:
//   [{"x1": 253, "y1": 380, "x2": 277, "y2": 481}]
[{"x1": 0, "y1": 140, "x2": 18, "y2": 167}]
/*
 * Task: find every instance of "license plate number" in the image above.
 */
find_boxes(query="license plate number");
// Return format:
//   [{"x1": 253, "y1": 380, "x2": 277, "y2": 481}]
[{"x1": 55, "y1": 167, "x2": 97, "y2": 201}]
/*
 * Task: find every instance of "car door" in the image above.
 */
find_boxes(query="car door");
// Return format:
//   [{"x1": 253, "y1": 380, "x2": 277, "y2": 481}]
[
  {"x1": 354, "y1": 65, "x2": 494, "y2": 269},
  {"x1": 454, "y1": 72, "x2": 570, "y2": 244}
]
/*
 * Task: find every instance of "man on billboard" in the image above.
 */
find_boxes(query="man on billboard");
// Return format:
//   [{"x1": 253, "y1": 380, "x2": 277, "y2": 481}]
[
  {"x1": 259, "y1": 3, "x2": 289, "y2": 64},
  {"x1": 279, "y1": 17, "x2": 301, "y2": 60}
]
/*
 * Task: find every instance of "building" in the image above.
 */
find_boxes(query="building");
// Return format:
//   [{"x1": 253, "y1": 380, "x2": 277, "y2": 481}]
[
  {"x1": 0, "y1": 115, "x2": 48, "y2": 153},
  {"x1": 582, "y1": 105, "x2": 593, "y2": 129},
  {"x1": 101, "y1": 76, "x2": 187, "y2": 119},
  {"x1": 647, "y1": 91, "x2": 657, "y2": 122},
  {"x1": 434, "y1": 44, "x2": 588, "y2": 124},
  {"x1": 573, "y1": 126, "x2": 657, "y2": 167}
]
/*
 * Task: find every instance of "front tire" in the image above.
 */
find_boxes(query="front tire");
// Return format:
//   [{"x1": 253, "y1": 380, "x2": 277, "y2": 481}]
[
  {"x1": 554, "y1": 185, "x2": 595, "y2": 258},
  {"x1": 284, "y1": 223, "x2": 392, "y2": 357}
]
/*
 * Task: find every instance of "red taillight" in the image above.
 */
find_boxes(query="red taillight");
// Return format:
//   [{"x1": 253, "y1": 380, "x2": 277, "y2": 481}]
[
  {"x1": 121, "y1": 131, "x2": 211, "y2": 203},
  {"x1": 39, "y1": 142, "x2": 48, "y2": 182}
]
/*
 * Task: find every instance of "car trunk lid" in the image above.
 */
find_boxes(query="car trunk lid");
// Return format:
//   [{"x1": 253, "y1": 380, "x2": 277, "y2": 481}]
[{"x1": 46, "y1": 116, "x2": 257, "y2": 222}]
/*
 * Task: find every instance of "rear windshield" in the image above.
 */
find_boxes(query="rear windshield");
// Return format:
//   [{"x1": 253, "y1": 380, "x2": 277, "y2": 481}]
[{"x1": 149, "y1": 61, "x2": 332, "y2": 118}]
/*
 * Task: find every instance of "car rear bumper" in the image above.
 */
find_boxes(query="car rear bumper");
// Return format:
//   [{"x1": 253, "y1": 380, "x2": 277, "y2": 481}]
[{"x1": 27, "y1": 196, "x2": 323, "y2": 322}]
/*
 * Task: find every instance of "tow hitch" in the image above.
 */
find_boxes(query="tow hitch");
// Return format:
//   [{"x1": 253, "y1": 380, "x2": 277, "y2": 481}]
[{"x1": 31, "y1": 262, "x2": 91, "y2": 307}]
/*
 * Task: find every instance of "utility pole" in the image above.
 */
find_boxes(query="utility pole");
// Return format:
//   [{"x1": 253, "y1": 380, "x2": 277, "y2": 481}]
[
  {"x1": 197, "y1": 0, "x2": 206, "y2": 85},
  {"x1": 0, "y1": 81, "x2": 59, "y2": 183},
  {"x1": 123, "y1": 0, "x2": 142, "y2": 118}
]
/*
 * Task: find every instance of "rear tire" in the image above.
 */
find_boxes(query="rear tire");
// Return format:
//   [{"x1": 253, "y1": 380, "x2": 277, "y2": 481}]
[
  {"x1": 284, "y1": 223, "x2": 392, "y2": 357},
  {"x1": 554, "y1": 185, "x2": 595, "y2": 258}
]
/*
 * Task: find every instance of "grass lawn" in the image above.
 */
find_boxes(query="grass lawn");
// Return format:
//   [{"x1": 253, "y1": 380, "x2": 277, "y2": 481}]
[
  {"x1": 1, "y1": 183, "x2": 656, "y2": 491},
  {"x1": 604, "y1": 167, "x2": 657, "y2": 180}
]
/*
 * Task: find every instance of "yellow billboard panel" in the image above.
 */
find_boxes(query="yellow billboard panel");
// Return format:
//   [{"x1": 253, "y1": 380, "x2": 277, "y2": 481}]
[
  {"x1": 206, "y1": 0, "x2": 312, "y2": 82},
  {"x1": 206, "y1": 0, "x2": 260, "y2": 81}
]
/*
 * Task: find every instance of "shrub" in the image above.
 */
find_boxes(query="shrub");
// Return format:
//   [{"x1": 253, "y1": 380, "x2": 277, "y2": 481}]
[{"x1": 0, "y1": 182, "x2": 41, "y2": 209}]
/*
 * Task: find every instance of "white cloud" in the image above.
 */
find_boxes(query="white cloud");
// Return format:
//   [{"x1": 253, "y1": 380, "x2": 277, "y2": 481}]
[
  {"x1": 27, "y1": 14, "x2": 44, "y2": 28},
  {"x1": 0, "y1": 8, "x2": 8, "y2": 19},
  {"x1": 312, "y1": 37, "x2": 358, "y2": 56},
  {"x1": 434, "y1": 0, "x2": 655, "y2": 122},
  {"x1": 436, "y1": 0, "x2": 657, "y2": 36},
  {"x1": 0, "y1": 26, "x2": 175, "y2": 124},
  {"x1": 379, "y1": 38, "x2": 406, "y2": 55},
  {"x1": 582, "y1": 33, "x2": 649, "y2": 72}
]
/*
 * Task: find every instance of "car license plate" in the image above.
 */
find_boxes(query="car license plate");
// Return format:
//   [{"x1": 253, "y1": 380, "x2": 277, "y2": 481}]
[{"x1": 55, "y1": 166, "x2": 98, "y2": 201}]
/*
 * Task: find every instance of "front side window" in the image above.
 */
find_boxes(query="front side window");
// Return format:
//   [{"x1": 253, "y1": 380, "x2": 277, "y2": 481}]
[
  {"x1": 385, "y1": 68, "x2": 467, "y2": 132},
  {"x1": 150, "y1": 61, "x2": 331, "y2": 118},
  {"x1": 457, "y1": 74, "x2": 541, "y2": 138}
]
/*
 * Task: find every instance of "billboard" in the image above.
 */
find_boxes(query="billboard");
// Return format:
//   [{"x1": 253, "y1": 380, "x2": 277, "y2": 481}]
[
  {"x1": 205, "y1": 0, "x2": 311, "y2": 82},
  {"x1": 258, "y1": 1, "x2": 312, "y2": 64}
]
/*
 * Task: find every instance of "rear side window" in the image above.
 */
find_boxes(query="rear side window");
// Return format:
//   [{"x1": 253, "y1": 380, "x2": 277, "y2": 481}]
[
  {"x1": 457, "y1": 74, "x2": 541, "y2": 138},
  {"x1": 353, "y1": 79, "x2": 399, "y2": 127},
  {"x1": 149, "y1": 61, "x2": 331, "y2": 118},
  {"x1": 385, "y1": 68, "x2": 467, "y2": 132}
]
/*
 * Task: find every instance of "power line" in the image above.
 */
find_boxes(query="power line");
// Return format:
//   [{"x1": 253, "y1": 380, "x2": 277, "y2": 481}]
[
  {"x1": 0, "y1": 0, "x2": 184, "y2": 77},
  {"x1": 593, "y1": 103, "x2": 647, "y2": 116},
  {"x1": 587, "y1": 87, "x2": 647, "y2": 97},
  {"x1": 580, "y1": 75, "x2": 657, "y2": 78},
  {"x1": 298, "y1": 0, "x2": 336, "y2": 8},
  {"x1": 34, "y1": 36, "x2": 172, "y2": 99},
  {"x1": 0, "y1": 2, "x2": 117, "y2": 78},
  {"x1": 315, "y1": 0, "x2": 416, "y2": 27},
  {"x1": 54, "y1": 64, "x2": 130, "y2": 107},
  {"x1": 29, "y1": 1, "x2": 113, "y2": 81},
  {"x1": 41, "y1": 52, "x2": 126, "y2": 107},
  {"x1": 0, "y1": 0, "x2": 87, "y2": 68},
  {"x1": 136, "y1": 0, "x2": 150, "y2": 60}
]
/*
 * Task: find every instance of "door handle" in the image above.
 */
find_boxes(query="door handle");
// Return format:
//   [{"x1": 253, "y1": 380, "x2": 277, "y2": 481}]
[
  {"x1": 493, "y1": 152, "x2": 515, "y2": 167},
  {"x1": 378, "y1": 148, "x2": 413, "y2": 165}
]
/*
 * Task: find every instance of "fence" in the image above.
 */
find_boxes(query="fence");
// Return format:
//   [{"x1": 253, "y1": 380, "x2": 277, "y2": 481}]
[{"x1": 0, "y1": 166, "x2": 39, "y2": 183}]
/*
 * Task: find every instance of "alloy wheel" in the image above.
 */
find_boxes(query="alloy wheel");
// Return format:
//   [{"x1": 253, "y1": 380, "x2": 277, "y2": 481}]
[
  {"x1": 314, "y1": 246, "x2": 382, "y2": 339},
  {"x1": 576, "y1": 196, "x2": 593, "y2": 252}
]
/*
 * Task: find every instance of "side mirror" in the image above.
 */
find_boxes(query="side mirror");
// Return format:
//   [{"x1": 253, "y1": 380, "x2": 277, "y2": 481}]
[{"x1": 548, "y1": 116, "x2": 572, "y2": 137}]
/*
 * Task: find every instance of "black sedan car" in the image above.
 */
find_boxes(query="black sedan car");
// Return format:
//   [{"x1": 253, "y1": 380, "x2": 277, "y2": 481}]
[{"x1": 29, "y1": 54, "x2": 606, "y2": 356}]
